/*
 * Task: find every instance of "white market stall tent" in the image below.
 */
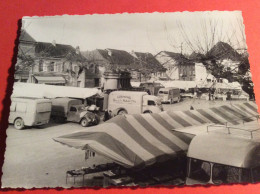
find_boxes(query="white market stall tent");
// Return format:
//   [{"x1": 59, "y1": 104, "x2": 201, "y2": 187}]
[{"x1": 12, "y1": 82, "x2": 100, "y2": 99}]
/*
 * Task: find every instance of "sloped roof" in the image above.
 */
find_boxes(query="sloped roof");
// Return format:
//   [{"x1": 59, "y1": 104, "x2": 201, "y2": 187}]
[
  {"x1": 134, "y1": 52, "x2": 165, "y2": 72},
  {"x1": 19, "y1": 30, "x2": 36, "y2": 43},
  {"x1": 97, "y1": 49, "x2": 135, "y2": 66},
  {"x1": 189, "y1": 52, "x2": 205, "y2": 62},
  {"x1": 158, "y1": 51, "x2": 194, "y2": 65},
  {"x1": 35, "y1": 42, "x2": 77, "y2": 59},
  {"x1": 207, "y1": 41, "x2": 241, "y2": 61}
]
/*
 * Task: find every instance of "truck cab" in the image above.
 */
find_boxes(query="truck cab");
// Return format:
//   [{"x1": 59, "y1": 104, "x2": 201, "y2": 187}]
[{"x1": 186, "y1": 123, "x2": 260, "y2": 185}]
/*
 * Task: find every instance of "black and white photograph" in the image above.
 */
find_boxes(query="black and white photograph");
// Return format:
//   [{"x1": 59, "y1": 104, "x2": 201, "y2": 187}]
[{"x1": 1, "y1": 11, "x2": 259, "y2": 188}]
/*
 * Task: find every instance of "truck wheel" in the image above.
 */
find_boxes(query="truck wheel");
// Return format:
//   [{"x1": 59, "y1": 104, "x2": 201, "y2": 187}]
[
  {"x1": 80, "y1": 118, "x2": 89, "y2": 127},
  {"x1": 14, "y1": 118, "x2": 24, "y2": 130},
  {"x1": 118, "y1": 109, "x2": 127, "y2": 115}
]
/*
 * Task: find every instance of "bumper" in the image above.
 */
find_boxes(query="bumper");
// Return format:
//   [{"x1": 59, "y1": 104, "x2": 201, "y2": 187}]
[{"x1": 33, "y1": 120, "x2": 49, "y2": 126}]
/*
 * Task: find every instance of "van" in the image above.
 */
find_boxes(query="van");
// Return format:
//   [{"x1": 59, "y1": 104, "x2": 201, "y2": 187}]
[
  {"x1": 9, "y1": 97, "x2": 52, "y2": 130},
  {"x1": 186, "y1": 122, "x2": 260, "y2": 185},
  {"x1": 158, "y1": 87, "x2": 181, "y2": 104},
  {"x1": 108, "y1": 91, "x2": 163, "y2": 115}
]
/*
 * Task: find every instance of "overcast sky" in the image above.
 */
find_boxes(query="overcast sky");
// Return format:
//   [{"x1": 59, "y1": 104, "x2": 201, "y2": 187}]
[{"x1": 22, "y1": 11, "x2": 247, "y2": 55}]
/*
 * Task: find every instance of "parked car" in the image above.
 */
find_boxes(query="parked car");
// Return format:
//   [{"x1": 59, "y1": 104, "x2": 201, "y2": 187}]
[
  {"x1": 51, "y1": 97, "x2": 100, "y2": 127},
  {"x1": 9, "y1": 97, "x2": 52, "y2": 130}
]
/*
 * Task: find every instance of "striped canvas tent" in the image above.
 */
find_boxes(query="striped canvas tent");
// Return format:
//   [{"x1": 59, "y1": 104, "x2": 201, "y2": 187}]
[{"x1": 54, "y1": 102, "x2": 259, "y2": 168}]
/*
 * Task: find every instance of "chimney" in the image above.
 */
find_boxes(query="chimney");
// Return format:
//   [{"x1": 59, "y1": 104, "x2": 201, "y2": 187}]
[
  {"x1": 52, "y1": 40, "x2": 56, "y2": 47},
  {"x1": 106, "y1": 49, "x2": 112, "y2": 56}
]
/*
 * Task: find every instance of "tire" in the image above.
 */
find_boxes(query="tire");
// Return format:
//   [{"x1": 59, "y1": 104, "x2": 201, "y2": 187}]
[
  {"x1": 118, "y1": 109, "x2": 127, "y2": 115},
  {"x1": 80, "y1": 118, "x2": 89, "y2": 127},
  {"x1": 14, "y1": 118, "x2": 24, "y2": 130}
]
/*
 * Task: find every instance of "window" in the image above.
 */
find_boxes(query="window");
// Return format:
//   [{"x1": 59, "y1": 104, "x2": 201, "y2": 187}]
[
  {"x1": 212, "y1": 164, "x2": 240, "y2": 184},
  {"x1": 70, "y1": 107, "x2": 77, "y2": 112},
  {"x1": 147, "y1": 100, "x2": 156, "y2": 106},
  {"x1": 74, "y1": 65, "x2": 79, "y2": 72},
  {"x1": 188, "y1": 159, "x2": 211, "y2": 183},
  {"x1": 49, "y1": 62, "x2": 55, "y2": 72},
  {"x1": 39, "y1": 60, "x2": 43, "y2": 72},
  {"x1": 16, "y1": 102, "x2": 27, "y2": 113}
]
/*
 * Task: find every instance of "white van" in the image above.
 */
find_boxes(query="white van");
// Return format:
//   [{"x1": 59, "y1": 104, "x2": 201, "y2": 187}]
[
  {"x1": 158, "y1": 87, "x2": 181, "y2": 104},
  {"x1": 108, "y1": 91, "x2": 163, "y2": 115},
  {"x1": 186, "y1": 123, "x2": 260, "y2": 185},
  {"x1": 9, "y1": 97, "x2": 52, "y2": 130}
]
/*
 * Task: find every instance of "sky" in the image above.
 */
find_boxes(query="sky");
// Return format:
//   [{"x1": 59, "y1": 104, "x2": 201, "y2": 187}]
[{"x1": 22, "y1": 11, "x2": 247, "y2": 55}]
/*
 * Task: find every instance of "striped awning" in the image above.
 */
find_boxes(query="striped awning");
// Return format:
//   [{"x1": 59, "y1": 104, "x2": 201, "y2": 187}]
[{"x1": 54, "y1": 102, "x2": 259, "y2": 168}]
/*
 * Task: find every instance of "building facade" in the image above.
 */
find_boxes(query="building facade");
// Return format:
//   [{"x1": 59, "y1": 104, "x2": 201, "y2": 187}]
[{"x1": 155, "y1": 51, "x2": 209, "y2": 82}]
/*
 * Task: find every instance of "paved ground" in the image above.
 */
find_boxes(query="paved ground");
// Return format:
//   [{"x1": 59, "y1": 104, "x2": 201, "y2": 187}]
[{"x1": 1, "y1": 99, "x2": 251, "y2": 188}]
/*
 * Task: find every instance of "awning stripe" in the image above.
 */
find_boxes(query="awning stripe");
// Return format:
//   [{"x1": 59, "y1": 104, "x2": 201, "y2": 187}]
[
  {"x1": 133, "y1": 115, "x2": 184, "y2": 152},
  {"x1": 166, "y1": 111, "x2": 192, "y2": 127},
  {"x1": 159, "y1": 112, "x2": 184, "y2": 129},
  {"x1": 126, "y1": 116, "x2": 175, "y2": 154},
  {"x1": 183, "y1": 110, "x2": 207, "y2": 124},
  {"x1": 55, "y1": 132, "x2": 142, "y2": 167},
  {"x1": 234, "y1": 104, "x2": 256, "y2": 116},
  {"x1": 221, "y1": 105, "x2": 254, "y2": 122},
  {"x1": 87, "y1": 123, "x2": 155, "y2": 163},
  {"x1": 150, "y1": 114, "x2": 176, "y2": 130},
  {"x1": 210, "y1": 107, "x2": 239, "y2": 125},
  {"x1": 205, "y1": 109, "x2": 229, "y2": 124},
  {"x1": 176, "y1": 111, "x2": 203, "y2": 126},
  {"x1": 244, "y1": 102, "x2": 258, "y2": 113},
  {"x1": 142, "y1": 114, "x2": 189, "y2": 150},
  {"x1": 114, "y1": 117, "x2": 164, "y2": 163},
  {"x1": 197, "y1": 109, "x2": 223, "y2": 124}
]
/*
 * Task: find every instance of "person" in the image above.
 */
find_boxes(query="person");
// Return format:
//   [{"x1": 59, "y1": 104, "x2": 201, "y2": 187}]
[
  {"x1": 103, "y1": 109, "x2": 110, "y2": 122},
  {"x1": 227, "y1": 90, "x2": 232, "y2": 100}
]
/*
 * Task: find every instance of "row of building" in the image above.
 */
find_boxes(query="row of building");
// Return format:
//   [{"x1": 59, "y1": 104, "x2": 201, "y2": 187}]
[{"x1": 16, "y1": 30, "x2": 235, "y2": 88}]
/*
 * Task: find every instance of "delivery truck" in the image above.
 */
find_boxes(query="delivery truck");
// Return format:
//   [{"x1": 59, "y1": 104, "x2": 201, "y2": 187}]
[
  {"x1": 9, "y1": 97, "x2": 52, "y2": 130},
  {"x1": 107, "y1": 91, "x2": 163, "y2": 115},
  {"x1": 186, "y1": 122, "x2": 260, "y2": 185},
  {"x1": 158, "y1": 87, "x2": 181, "y2": 104},
  {"x1": 51, "y1": 97, "x2": 100, "y2": 127}
]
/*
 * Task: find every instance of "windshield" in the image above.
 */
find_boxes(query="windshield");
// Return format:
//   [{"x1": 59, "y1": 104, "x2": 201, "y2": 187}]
[
  {"x1": 77, "y1": 105, "x2": 87, "y2": 111},
  {"x1": 188, "y1": 158, "x2": 211, "y2": 183}
]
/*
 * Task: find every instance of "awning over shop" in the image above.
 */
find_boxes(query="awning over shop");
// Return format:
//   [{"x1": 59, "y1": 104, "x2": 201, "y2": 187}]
[
  {"x1": 54, "y1": 102, "x2": 259, "y2": 169},
  {"x1": 34, "y1": 76, "x2": 66, "y2": 84}
]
